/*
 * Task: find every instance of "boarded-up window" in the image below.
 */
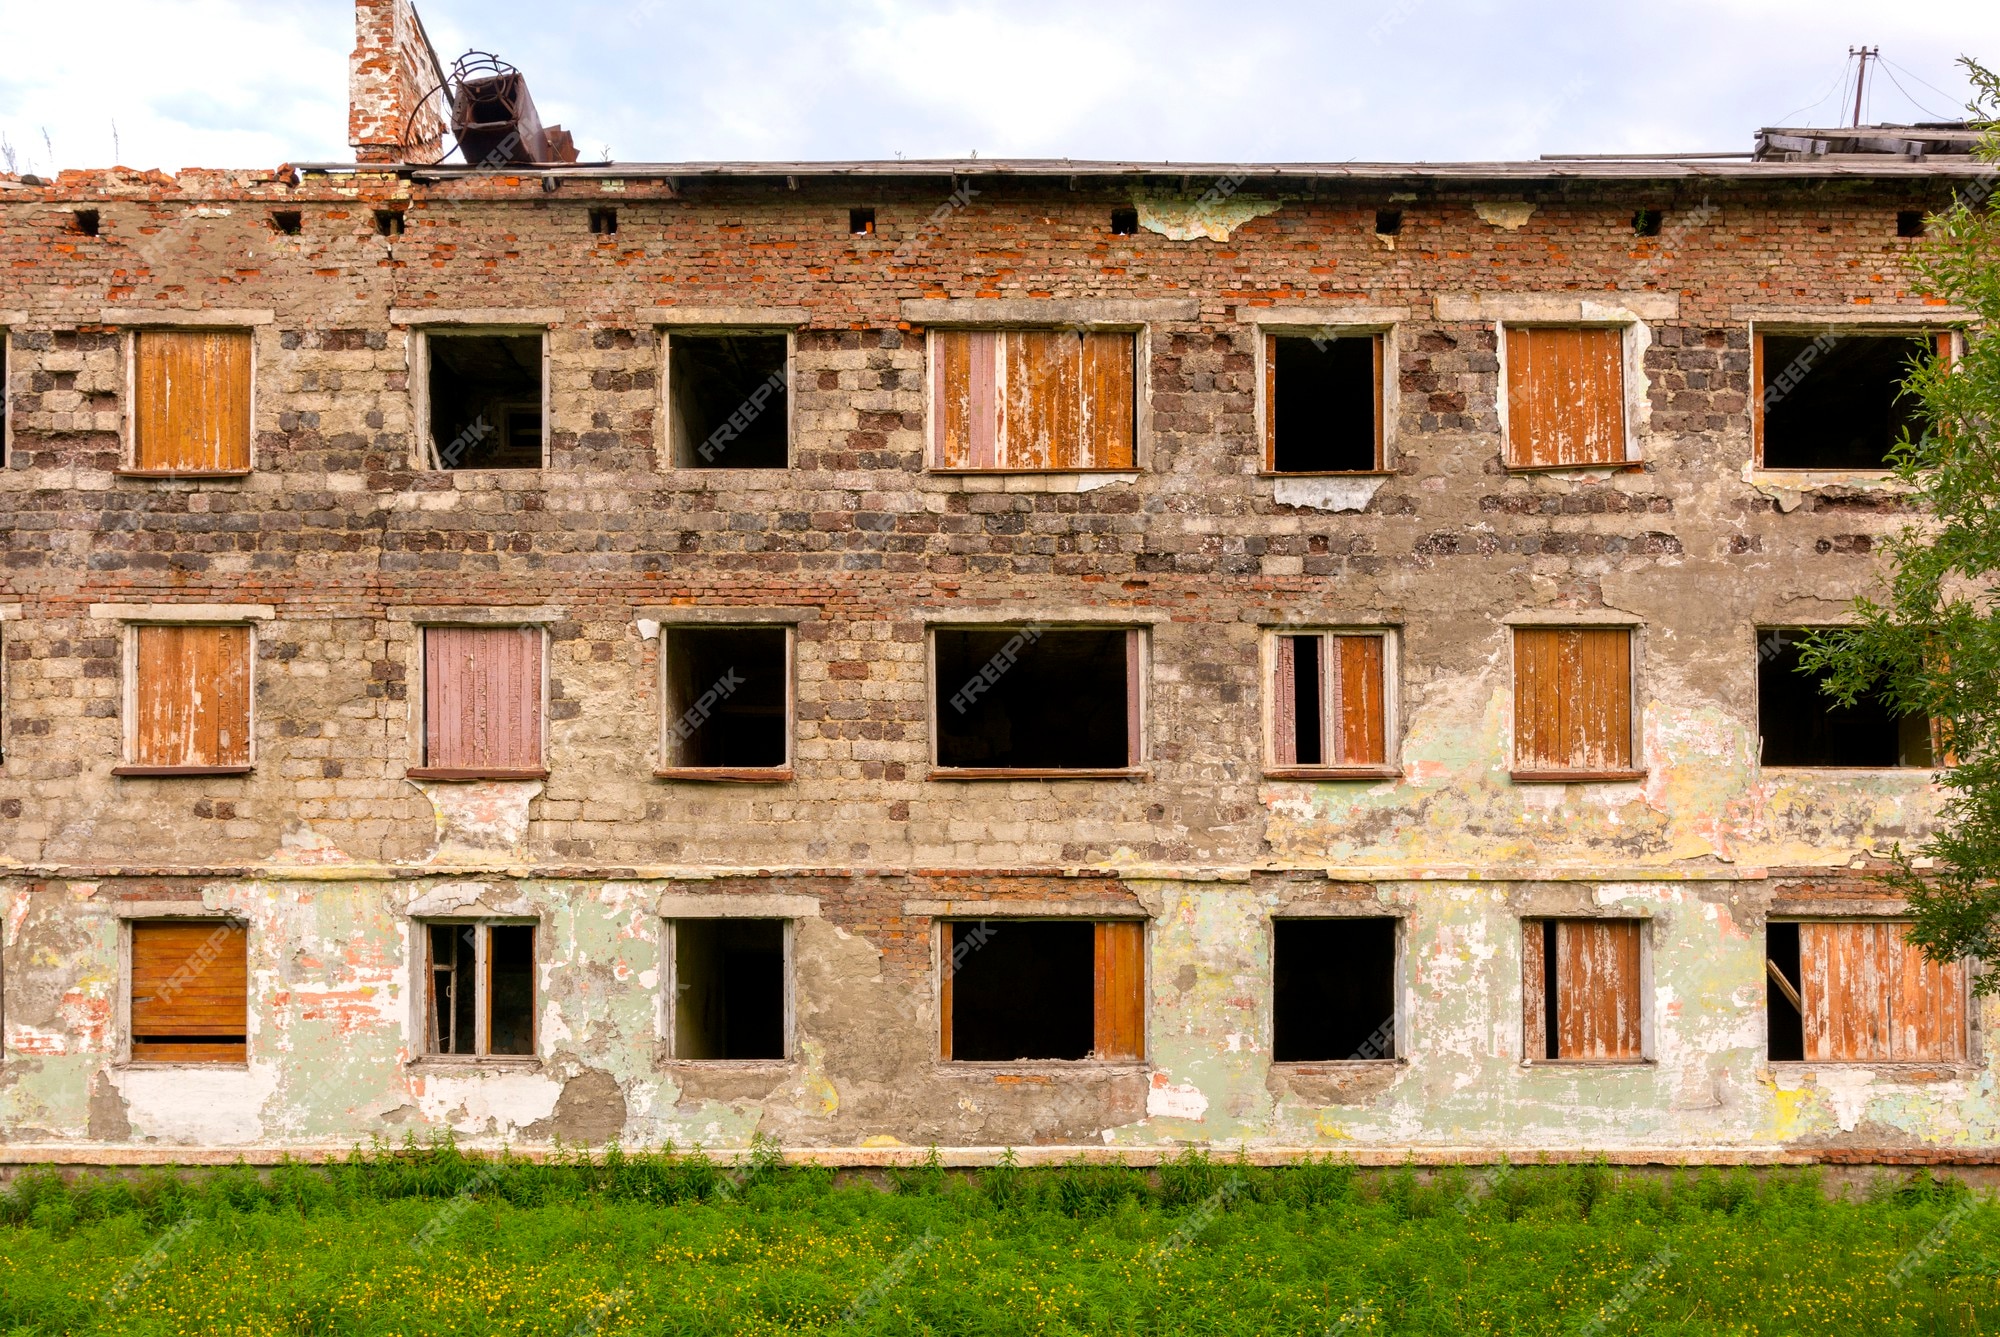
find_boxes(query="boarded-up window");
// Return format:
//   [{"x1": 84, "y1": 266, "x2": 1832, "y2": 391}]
[
  {"x1": 132, "y1": 330, "x2": 252, "y2": 473},
  {"x1": 424, "y1": 922, "x2": 536, "y2": 1056},
  {"x1": 1513, "y1": 627, "x2": 1638, "y2": 779},
  {"x1": 1504, "y1": 326, "x2": 1627, "y2": 468},
  {"x1": 1271, "y1": 631, "x2": 1390, "y2": 772},
  {"x1": 119, "y1": 624, "x2": 253, "y2": 774},
  {"x1": 1770, "y1": 921, "x2": 1967, "y2": 1063},
  {"x1": 932, "y1": 329, "x2": 1135, "y2": 470},
  {"x1": 1523, "y1": 918, "x2": 1644, "y2": 1062},
  {"x1": 417, "y1": 627, "x2": 545, "y2": 778},
  {"x1": 940, "y1": 919, "x2": 1144, "y2": 1061},
  {"x1": 130, "y1": 920, "x2": 247, "y2": 1063}
]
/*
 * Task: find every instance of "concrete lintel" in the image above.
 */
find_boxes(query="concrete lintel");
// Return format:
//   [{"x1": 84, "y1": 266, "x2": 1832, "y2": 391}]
[
  {"x1": 0, "y1": 310, "x2": 27, "y2": 326},
  {"x1": 904, "y1": 899, "x2": 1148, "y2": 918},
  {"x1": 391, "y1": 308, "x2": 563, "y2": 327},
  {"x1": 655, "y1": 306, "x2": 810, "y2": 327},
  {"x1": 1500, "y1": 608, "x2": 1646, "y2": 627},
  {"x1": 1240, "y1": 304, "x2": 1412, "y2": 328},
  {"x1": 656, "y1": 892, "x2": 822, "y2": 918},
  {"x1": 388, "y1": 606, "x2": 567, "y2": 625},
  {"x1": 1737, "y1": 305, "x2": 1971, "y2": 326},
  {"x1": 901, "y1": 298, "x2": 1200, "y2": 327},
  {"x1": 88, "y1": 603, "x2": 275, "y2": 623},
  {"x1": 921, "y1": 606, "x2": 1174, "y2": 626},
  {"x1": 98, "y1": 307, "x2": 275, "y2": 326},
  {"x1": 1435, "y1": 292, "x2": 1678, "y2": 323},
  {"x1": 635, "y1": 606, "x2": 818, "y2": 629},
  {"x1": 0, "y1": 605, "x2": 19, "y2": 621}
]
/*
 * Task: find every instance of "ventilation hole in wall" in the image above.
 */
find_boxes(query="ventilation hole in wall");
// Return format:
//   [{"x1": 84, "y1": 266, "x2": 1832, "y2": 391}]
[
  {"x1": 374, "y1": 209, "x2": 405, "y2": 237},
  {"x1": 1897, "y1": 210, "x2": 1926, "y2": 237},
  {"x1": 73, "y1": 209, "x2": 99, "y2": 236},
  {"x1": 1632, "y1": 209, "x2": 1664, "y2": 237},
  {"x1": 589, "y1": 207, "x2": 617, "y2": 235},
  {"x1": 1374, "y1": 209, "x2": 1403, "y2": 236},
  {"x1": 849, "y1": 207, "x2": 875, "y2": 236},
  {"x1": 1110, "y1": 207, "x2": 1139, "y2": 235},
  {"x1": 271, "y1": 211, "x2": 302, "y2": 236}
]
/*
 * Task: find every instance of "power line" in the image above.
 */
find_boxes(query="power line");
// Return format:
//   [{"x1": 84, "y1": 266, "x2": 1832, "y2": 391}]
[
  {"x1": 1882, "y1": 57, "x2": 1967, "y2": 115},
  {"x1": 1877, "y1": 64, "x2": 1953, "y2": 120},
  {"x1": 1777, "y1": 57, "x2": 1851, "y2": 126}
]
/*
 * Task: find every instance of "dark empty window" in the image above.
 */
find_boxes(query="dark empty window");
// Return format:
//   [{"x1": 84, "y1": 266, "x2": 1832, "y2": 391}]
[
  {"x1": 271, "y1": 210, "x2": 302, "y2": 236},
  {"x1": 941, "y1": 919, "x2": 1143, "y2": 1061},
  {"x1": 934, "y1": 627, "x2": 1137, "y2": 772},
  {"x1": 589, "y1": 207, "x2": 617, "y2": 235},
  {"x1": 1273, "y1": 918, "x2": 1396, "y2": 1061},
  {"x1": 670, "y1": 332, "x2": 789, "y2": 468},
  {"x1": 375, "y1": 209, "x2": 405, "y2": 237},
  {"x1": 849, "y1": 207, "x2": 876, "y2": 235},
  {"x1": 1266, "y1": 332, "x2": 1381, "y2": 472},
  {"x1": 662, "y1": 627, "x2": 790, "y2": 772},
  {"x1": 426, "y1": 333, "x2": 543, "y2": 469},
  {"x1": 672, "y1": 919, "x2": 787, "y2": 1060},
  {"x1": 74, "y1": 209, "x2": 99, "y2": 236},
  {"x1": 426, "y1": 922, "x2": 535, "y2": 1057},
  {"x1": 1758, "y1": 331, "x2": 1938, "y2": 470},
  {"x1": 1757, "y1": 630, "x2": 1933, "y2": 767},
  {"x1": 1897, "y1": 210, "x2": 1926, "y2": 238},
  {"x1": 1110, "y1": 207, "x2": 1139, "y2": 235},
  {"x1": 1766, "y1": 922, "x2": 1804, "y2": 1061},
  {"x1": 1374, "y1": 209, "x2": 1403, "y2": 236},
  {"x1": 1632, "y1": 208, "x2": 1664, "y2": 237}
]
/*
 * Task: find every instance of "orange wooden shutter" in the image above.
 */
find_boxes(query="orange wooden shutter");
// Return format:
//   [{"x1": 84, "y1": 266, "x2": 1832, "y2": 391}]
[
  {"x1": 131, "y1": 921, "x2": 248, "y2": 1062},
  {"x1": 1093, "y1": 920, "x2": 1145, "y2": 1060},
  {"x1": 1801, "y1": 922, "x2": 1966, "y2": 1062},
  {"x1": 1513, "y1": 628, "x2": 1634, "y2": 775},
  {"x1": 933, "y1": 330, "x2": 1134, "y2": 470},
  {"x1": 1077, "y1": 332, "x2": 1136, "y2": 469},
  {"x1": 938, "y1": 922, "x2": 955, "y2": 1060},
  {"x1": 1333, "y1": 634, "x2": 1387, "y2": 766},
  {"x1": 1554, "y1": 919, "x2": 1644, "y2": 1060},
  {"x1": 1522, "y1": 921, "x2": 1548, "y2": 1060},
  {"x1": 1505, "y1": 327, "x2": 1625, "y2": 467},
  {"x1": 1263, "y1": 332, "x2": 1278, "y2": 468},
  {"x1": 423, "y1": 627, "x2": 544, "y2": 774},
  {"x1": 131, "y1": 624, "x2": 252, "y2": 770},
  {"x1": 133, "y1": 330, "x2": 252, "y2": 473}
]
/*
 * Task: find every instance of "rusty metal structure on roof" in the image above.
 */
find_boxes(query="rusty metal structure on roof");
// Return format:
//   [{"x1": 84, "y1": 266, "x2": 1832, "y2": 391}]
[{"x1": 447, "y1": 52, "x2": 577, "y2": 167}]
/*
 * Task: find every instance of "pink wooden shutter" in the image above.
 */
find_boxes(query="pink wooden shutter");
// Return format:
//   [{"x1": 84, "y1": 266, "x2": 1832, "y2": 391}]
[{"x1": 424, "y1": 627, "x2": 544, "y2": 774}]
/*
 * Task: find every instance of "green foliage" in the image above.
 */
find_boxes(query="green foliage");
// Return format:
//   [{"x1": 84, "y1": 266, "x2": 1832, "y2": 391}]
[
  {"x1": 1802, "y1": 57, "x2": 2000, "y2": 986},
  {"x1": 0, "y1": 1149, "x2": 1993, "y2": 1334}
]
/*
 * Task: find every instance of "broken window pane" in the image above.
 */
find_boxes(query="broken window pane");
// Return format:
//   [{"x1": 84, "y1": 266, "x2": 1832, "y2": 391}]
[
  {"x1": 662, "y1": 627, "x2": 789, "y2": 770},
  {"x1": 672, "y1": 919, "x2": 787, "y2": 1060},
  {"x1": 1272, "y1": 918, "x2": 1396, "y2": 1061},
  {"x1": 427, "y1": 332, "x2": 543, "y2": 469},
  {"x1": 934, "y1": 628, "x2": 1133, "y2": 771},
  {"x1": 1757, "y1": 630, "x2": 1933, "y2": 767},
  {"x1": 1267, "y1": 333, "x2": 1380, "y2": 472},
  {"x1": 670, "y1": 333, "x2": 789, "y2": 468},
  {"x1": 1766, "y1": 922, "x2": 1804, "y2": 1061},
  {"x1": 944, "y1": 920, "x2": 1094, "y2": 1061},
  {"x1": 425, "y1": 922, "x2": 534, "y2": 1057},
  {"x1": 1759, "y1": 332, "x2": 1937, "y2": 470},
  {"x1": 428, "y1": 923, "x2": 476, "y2": 1055}
]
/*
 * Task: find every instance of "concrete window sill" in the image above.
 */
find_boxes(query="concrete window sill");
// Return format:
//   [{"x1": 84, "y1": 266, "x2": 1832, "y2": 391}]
[
  {"x1": 1520, "y1": 1058, "x2": 1656, "y2": 1068},
  {"x1": 1264, "y1": 766, "x2": 1402, "y2": 782},
  {"x1": 1258, "y1": 470, "x2": 1395, "y2": 479},
  {"x1": 406, "y1": 1056, "x2": 543, "y2": 1071},
  {"x1": 654, "y1": 767, "x2": 794, "y2": 784},
  {"x1": 937, "y1": 1061, "x2": 1149, "y2": 1076},
  {"x1": 1511, "y1": 769, "x2": 1648, "y2": 785},
  {"x1": 662, "y1": 1058, "x2": 798, "y2": 1069},
  {"x1": 116, "y1": 1061, "x2": 251, "y2": 1071},
  {"x1": 1768, "y1": 1061, "x2": 1973, "y2": 1082},
  {"x1": 1270, "y1": 1059, "x2": 1407, "y2": 1072},
  {"x1": 928, "y1": 767, "x2": 1148, "y2": 781}
]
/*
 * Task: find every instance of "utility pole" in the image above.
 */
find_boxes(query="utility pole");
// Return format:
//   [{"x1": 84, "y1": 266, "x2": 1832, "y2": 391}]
[{"x1": 1849, "y1": 45, "x2": 1879, "y2": 127}]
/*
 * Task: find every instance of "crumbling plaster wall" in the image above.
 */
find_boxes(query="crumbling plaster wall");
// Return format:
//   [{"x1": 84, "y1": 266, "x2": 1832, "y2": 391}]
[{"x1": 0, "y1": 168, "x2": 1986, "y2": 1156}]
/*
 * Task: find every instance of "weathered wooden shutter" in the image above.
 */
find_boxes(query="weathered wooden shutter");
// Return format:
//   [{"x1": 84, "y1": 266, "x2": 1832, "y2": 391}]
[
  {"x1": 1554, "y1": 919, "x2": 1644, "y2": 1060},
  {"x1": 130, "y1": 920, "x2": 248, "y2": 1062},
  {"x1": 1125, "y1": 627, "x2": 1143, "y2": 766},
  {"x1": 1273, "y1": 634, "x2": 1388, "y2": 770},
  {"x1": 1513, "y1": 628, "x2": 1634, "y2": 776},
  {"x1": 129, "y1": 624, "x2": 252, "y2": 771},
  {"x1": 1272, "y1": 635, "x2": 1305, "y2": 766},
  {"x1": 1505, "y1": 326, "x2": 1625, "y2": 467},
  {"x1": 133, "y1": 330, "x2": 252, "y2": 473},
  {"x1": 934, "y1": 330, "x2": 1135, "y2": 470},
  {"x1": 938, "y1": 922, "x2": 956, "y2": 1060},
  {"x1": 1333, "y1": 634, "x2": 1387, "y2": 766},
  {"x1": 422, "y1": 627, "x2": 544, "y2": 774},
  {"x1": 1093, "y1": 920, "x2": 1145, "y2": 1060},
  {"x1": 1800, "y1": 922, "x2": 1965, "y2": 1062}
]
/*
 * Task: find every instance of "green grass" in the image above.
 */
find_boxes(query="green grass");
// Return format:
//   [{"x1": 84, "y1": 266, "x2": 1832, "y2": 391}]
[{"x1": 1, "y1": 1143, "x2": 1995, "y2": 1335}]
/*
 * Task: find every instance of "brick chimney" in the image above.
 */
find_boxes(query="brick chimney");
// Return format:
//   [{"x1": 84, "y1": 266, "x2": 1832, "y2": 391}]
[{"x1": 349, "y1": 0, "x2": 449, "y2": 164}]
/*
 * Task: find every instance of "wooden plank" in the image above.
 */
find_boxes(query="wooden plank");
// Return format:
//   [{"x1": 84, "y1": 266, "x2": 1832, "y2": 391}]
[
  {"x1": 1093, "y1": 920, "x2": 1145, "y2": 1060},
  {"x1": 1080, "y1": 331, "x2": 1136, "y2": 469},
  {"x1": 1336, "y1": 634, "x2": 1386, "y2": 765},
  {"x1": 425, "y1": 627, "x2": 542, "y2": 771},
  {"x1": 1890, "y1": 924, "x2": 1966, "y2": 1062},
  {"x1": 1126, "y1": 628, "x2": 1142, "y2": 766},
  {"x1": 130, "y1": 921, "x2": 247, "y2": 1051},
  {"x1": 939, "y1": 922, "x2": 954, "y2": 1060},
  {"x1": 133, "y1": 330, "x2": 251, "y2": 472},
  {"x1": 967, "y1": 330, "x2": 998, "y2": 469},
  {"x1": 1752, "y1": 334, "x2": 1767, "y2": 466},
  {"x1": 1514, "y1": 628, "x2": 1631, "y2": 773},
  {"x1": 1554, "y1": 919, "x2": 1643, "y2": 1060},
  {"x1": 1505, "y1": 327, "x2": 1625, "y2": 468},
  {"x1": 1522, "y1": 919, "x2": 1547, "y2": 1061},
  {"x1": 1371, "y1": 333, "x2": 1385, "y2": 468},
  {"x1": 1801, "y1": 922, "x2": 1892, "y2": 1062},
  {"x1": 133, "y1": 625, "x2": 251, "y2": 769},
  {"x1": 1514, "y1": 628, "x2": 1561, "y2": 771},
  {"x1": 1000, "y1": 330, "x2": 1067, "y2": 471},
  {"x1": 1264, "y1": 332, "x2": 1278, "y2": 470},
  {"x1": 1272, "y1": 635, "x2": 1299, "y2": 766}
]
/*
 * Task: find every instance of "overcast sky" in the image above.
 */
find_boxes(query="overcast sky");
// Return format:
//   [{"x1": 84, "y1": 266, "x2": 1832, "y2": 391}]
[{"x1": 1, "y1": 0, "x2": 1995, "y2": 174}]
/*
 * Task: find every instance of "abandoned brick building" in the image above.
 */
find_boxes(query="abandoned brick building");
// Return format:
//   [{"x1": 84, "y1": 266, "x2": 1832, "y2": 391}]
[{"x1": 0, "y1": 0, "x2": 1993, "y2": 1165}]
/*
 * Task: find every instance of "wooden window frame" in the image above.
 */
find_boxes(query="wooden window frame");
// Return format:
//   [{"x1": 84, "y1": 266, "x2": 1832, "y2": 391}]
[
  {"x1": 413, "y1": 918, "x2": 541, "y2": 1063},
  {"x1": 1750, "y1": 324, "x2": 1958, "y2": 472},
  {"x1": 1771, "y1": 918, "x2": 1969, "y2": 1066},
  {"x1": 119, "y1": 327, "x2": 256, "y2": 478},
  {"x1": 118, "y1": 915, "x2": 250, "y2": 1068},
  {"x1": 654, "y1": 623, "x2": 796, "y2": 783},
  {"x1": 660, "y1": 326, "x2": 797, "y2": 470},
  {"x1": 1255, "y1": 326, "x2": 1395, "y2": 476},
  {"x1": 113, "y1": 620, "x2": 256, "y2": 777},
  {"x1": 1755, "y1": 624, "x2": 1945, "y2": 772},
  {"x1": 1510, "y1": 623, "x2": 1646, "y2": 783},
  {"x1": 936, "y1": 917, "x2": 1147, "y2": 1065},
  {"x1": 1267, "y1": 912, "x2": 1406, "y2": 1070},
  {"x1": 410, "y1": 624, "x2": 550, "y2": 781},
  {"x1": 925, "y1": 624, "x2": 1148, "y2": 780},
  {"x1": 1263, "y1": 627, "x2": 1400, "y2": 779},
  {"x1": 924, "y1": 325, "x2": 1148, "y2": 475},
  {"x1": 411, "y1": 327, "x2": 552, "y2": 471},
  {"x1": 1520, "y1": 916, "x2": 1652, "y2": 1066},
  {"x1": 662, "y1": 917, "x2": 796, "y2": 1063},
  {"x1": 1497, "y1": 322, "x2": 1640, "y2": 472}
]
